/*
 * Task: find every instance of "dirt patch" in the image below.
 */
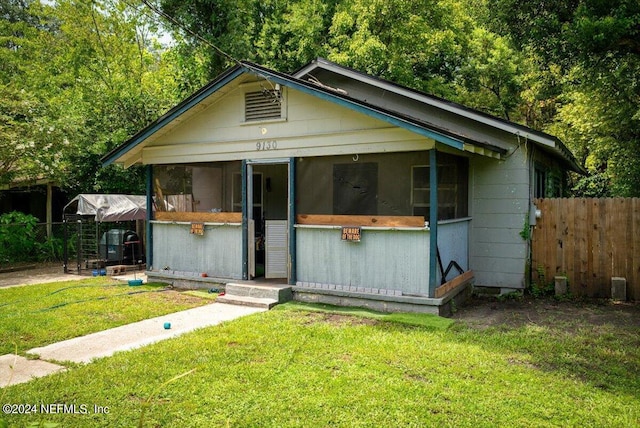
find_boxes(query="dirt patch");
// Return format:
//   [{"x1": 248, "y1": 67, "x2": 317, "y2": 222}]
[
  {"x1": 0, "y1": 262, "x2": 81, "y2": 288},
  {"x1": 142, "y1": 288, "x2": 211, "y2": 306},
  {"x1": 302, "y1": 312, "x2": 379, "y2": 327},
  {"x1": 453, "y1": 295, "x2": 640, "y2": 330}
]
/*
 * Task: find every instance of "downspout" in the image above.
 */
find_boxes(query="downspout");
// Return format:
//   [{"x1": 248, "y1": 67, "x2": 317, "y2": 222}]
[
  {"x1": 429, "y1": 149, "x2": 438, "y2": 297},
  {"x1": 146, "y1": 164, "x2": 153, "y2": 270}
]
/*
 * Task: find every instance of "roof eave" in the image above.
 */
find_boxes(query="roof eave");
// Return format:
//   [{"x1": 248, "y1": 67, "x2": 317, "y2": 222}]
[{"x1": 297, "y1": 58, "x2": 585, "y2": 171}]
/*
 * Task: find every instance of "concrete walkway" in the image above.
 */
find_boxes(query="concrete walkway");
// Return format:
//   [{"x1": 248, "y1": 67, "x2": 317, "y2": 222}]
[{"x1": 1, "y1": 303, "x2": 266, "y2": 388}]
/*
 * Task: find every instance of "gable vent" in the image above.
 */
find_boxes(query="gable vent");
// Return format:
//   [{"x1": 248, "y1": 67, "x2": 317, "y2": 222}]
[{"x1": 245, "y1": 90, "x2": 282, "y2": 121}]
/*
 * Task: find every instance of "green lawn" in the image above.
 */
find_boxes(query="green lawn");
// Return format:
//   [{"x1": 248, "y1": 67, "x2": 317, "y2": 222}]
[
  {"x1": 1, "y1": 299, "x2": 638, "y2": 427},
  {"x1": 0, "y1": 278, "x2": 209, "y2": 355}
]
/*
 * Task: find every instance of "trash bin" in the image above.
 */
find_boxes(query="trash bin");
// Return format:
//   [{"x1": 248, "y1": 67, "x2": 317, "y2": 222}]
[{"x1": 99, "y1": 229, "x2": 143, "y2": 265}]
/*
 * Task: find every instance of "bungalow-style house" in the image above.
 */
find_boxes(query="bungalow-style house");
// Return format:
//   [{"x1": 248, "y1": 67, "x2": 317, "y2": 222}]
[{"x1": 102, "y1": 58, "x2": 581, "y2": 315}]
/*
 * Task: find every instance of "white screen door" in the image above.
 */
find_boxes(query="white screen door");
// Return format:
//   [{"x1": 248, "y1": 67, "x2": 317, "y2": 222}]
[{"x1": 265, "y1": 220, "x2": 287, "y2": 278}]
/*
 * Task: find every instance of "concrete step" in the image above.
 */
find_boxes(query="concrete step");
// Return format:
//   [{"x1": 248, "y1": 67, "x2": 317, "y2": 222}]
[
  {"x1": 216, "y1": 294, "x2": 279, "y2": 309},
  {"x1": 225, "y1": 283, "x2": 293, "y2": 302}
]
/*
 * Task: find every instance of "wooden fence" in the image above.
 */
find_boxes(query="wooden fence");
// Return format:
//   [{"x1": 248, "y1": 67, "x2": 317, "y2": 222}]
[{"x1": 531, "y1": 198, "x2": 640, "y2": 300}]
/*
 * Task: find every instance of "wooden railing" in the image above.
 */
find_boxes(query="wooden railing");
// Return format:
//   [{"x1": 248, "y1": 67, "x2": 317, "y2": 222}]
[
  {"x1": 155, "y1": 211, "x2": 242, "y2": 223},
  {"x1": 295, "y1": 214, "x2": 425, "y2": 228}
]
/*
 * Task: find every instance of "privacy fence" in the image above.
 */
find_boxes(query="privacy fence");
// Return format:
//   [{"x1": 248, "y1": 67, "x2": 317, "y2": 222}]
[{"x1": 531, "y1": 198, "x2": 640, "y2": 300}]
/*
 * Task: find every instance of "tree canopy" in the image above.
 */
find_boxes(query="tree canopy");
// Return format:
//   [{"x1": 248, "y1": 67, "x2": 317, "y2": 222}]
[
  {"x1": 1, "y1": 0, "x2": 181, "y2": 194},
  {"x1": 1, "y1": 0, "x2": 638, "y2": 196}
]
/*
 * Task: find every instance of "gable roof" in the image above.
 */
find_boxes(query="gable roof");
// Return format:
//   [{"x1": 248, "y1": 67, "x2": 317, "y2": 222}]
[
  {"x1": 102, "y1": 59, "x2": 582, "y2": 172},
  {"x1": 295, "y1": 58, "x2": 582, "y2": 172}
]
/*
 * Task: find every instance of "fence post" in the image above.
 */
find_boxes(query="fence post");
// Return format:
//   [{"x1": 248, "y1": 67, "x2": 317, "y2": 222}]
[{"x1": 63, "y1": 217, "x2": 68, "y2": 273}]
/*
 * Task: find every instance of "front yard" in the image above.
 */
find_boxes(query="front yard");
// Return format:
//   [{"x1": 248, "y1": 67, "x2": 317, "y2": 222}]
[
  {"x1": 0, "y1": 277, "x2": 209, "y2": 355},
  {"x1": 1, "y1": 280, "x2": 639, "y2": 427}
]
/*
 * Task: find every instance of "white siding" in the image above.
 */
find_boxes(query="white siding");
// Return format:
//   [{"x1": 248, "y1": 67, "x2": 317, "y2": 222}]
[
  {"x1": 141, "y1": 85, "x2": 433, "y2": 164},
  {"x1": 469, "y1": 147, "x2": 530, "y2": 289}
]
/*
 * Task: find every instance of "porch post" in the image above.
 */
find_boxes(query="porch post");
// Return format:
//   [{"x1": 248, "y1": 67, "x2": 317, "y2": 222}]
[
  {"x1": 288, "y1": 157, "x2": 296, "y2": 285},
  {"x1": 241, "y1": 160, "x2": 248, "y2": 280},
  {"x1": 46, "y1": 181, "x2": 53, "y2": 238},
  {"x1": 145, "y1": 164, "x2": 154, "y2": 269},
  {"x1": 429, "y1": 149, "x2": 438, "y2": 297}
]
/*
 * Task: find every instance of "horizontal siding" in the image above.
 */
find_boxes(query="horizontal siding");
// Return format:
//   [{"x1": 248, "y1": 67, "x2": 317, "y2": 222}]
[
  {"x1": 143, "y1": 87, "x2": 434, "y2": 164},
  {"x1": 152, "y1": 222, "x2": 242, "y2": 279},
  {"x1": 142, "y1": 130, "x2": 431, "y2": 165},
  {"x1": 296, "y1": 227, "x2": 430, "y2": 295},
  {"x1": 472, "y1": 227, "x2": 522, "y2": 244},
  {"x1": 471, "y1": 256, "x2": 527, "y2": 275},
  {"x1": 474, "y1": 271, "x2": 525, "y2": 289},
  {"x1": 472, "y1": 167, "x2": 529, "y2": 186},
  {"x1": 473, "y1": 198, "x2": 528, "y2": 214},
  {"x1": 472, "y1": 213, "x2": 528, "y2": 230},
  {"x1": 473, "y1": 242, "x2": 526, "y2": 259},
  {"x1": 469, "y1": 147, "x2": 529, "y2": 289}
]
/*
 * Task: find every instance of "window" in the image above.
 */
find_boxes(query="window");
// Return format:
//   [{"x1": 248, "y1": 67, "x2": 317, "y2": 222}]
[
  {"x1": 333, "y1": 163, "x2": 378, "y2": 215},
  {"x1": 154, "y1": 161, "x2": 240, "y2": 213},
  {"x1": 245, "y1": 90, "x2": 282, "y2": 122},
  {"x1": 534, "y1": 167, "x2": 547, "y2": 198},
  {"x1": 534, "y1": 165, "x2": 563, "y2": 198},
  {"x1": 411, "y1": 154, "x2": 468, "y2": 220}
]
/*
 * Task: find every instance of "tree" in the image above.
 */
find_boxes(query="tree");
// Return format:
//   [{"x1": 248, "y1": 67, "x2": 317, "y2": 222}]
[
  {"x1": 0, "y1": 0, "x2": 71, "y2": 186},
  {"x1": 0, "y1": 0, "x2": 183, "y2": 194},
  {"x1": 326, "y1": 0, "x2": 473, "y2": 98},
  {"x1": 491, "y1": 0, "x2": 640, "y2": 196}
]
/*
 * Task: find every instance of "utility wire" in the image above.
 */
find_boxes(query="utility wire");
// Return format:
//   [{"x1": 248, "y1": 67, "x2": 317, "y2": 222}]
[{"x1": 139, "y1": 0, "x2": 241, "y2": 66}]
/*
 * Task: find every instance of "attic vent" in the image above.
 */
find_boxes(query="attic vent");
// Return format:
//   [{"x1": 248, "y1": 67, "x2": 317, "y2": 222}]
[{"x1": 245, "y1": 90, "x2": 282, "y2": 121}]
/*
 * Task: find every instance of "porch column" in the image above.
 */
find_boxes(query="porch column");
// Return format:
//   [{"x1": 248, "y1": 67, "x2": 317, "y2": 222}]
[
  {"x1": 241, "y1": 160, "x2": 248, "y2": 280},
  {"x1": 429, "y1": 149, "x2": 438, "y2": 297},
  {"x1": 288, "y1": 157, "x2": 296, "y2": 285},
  {"x1": 146, "y1": 164, "x2": 154, "y2": 269}
]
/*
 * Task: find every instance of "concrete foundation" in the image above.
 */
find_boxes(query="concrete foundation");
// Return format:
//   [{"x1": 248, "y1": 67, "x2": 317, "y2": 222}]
[{"x1": 293, "y1": 281, "x2": 473, "y2": 317}]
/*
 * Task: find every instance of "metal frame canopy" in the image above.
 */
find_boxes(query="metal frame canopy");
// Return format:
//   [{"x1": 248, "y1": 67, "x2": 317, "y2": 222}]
[{"x1": 64, "y1": 194, "x2": 147, "y2": 222}]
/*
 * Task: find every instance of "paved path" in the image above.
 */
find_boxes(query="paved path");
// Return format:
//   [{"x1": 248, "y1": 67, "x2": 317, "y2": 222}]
[{"x1": 1, "y1": 303, "x2": 265, "y2": 387}]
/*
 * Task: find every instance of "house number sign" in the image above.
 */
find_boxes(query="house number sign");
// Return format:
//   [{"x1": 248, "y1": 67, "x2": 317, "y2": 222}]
[{"x1": 256, "y1": 140, "x2": 278, "y2": 151}]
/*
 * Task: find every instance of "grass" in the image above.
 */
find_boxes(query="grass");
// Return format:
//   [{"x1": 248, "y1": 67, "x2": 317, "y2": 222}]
[
  {"x1": 0, "y1": 277, "x2": 209, "y2": 355},
  {"x1": 2, "y1": 297, "x2": 639, "y2": 427}
]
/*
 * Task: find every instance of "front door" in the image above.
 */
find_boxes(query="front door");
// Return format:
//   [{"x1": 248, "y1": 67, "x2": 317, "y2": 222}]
[{"x1": 246, "y1": 161, "x2": 289, "y2": 280}]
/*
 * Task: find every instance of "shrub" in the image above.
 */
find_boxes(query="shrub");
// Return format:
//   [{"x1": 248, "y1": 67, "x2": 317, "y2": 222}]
[{"x1": 0, "y1": 211, "x2": 39, "y2": 263}]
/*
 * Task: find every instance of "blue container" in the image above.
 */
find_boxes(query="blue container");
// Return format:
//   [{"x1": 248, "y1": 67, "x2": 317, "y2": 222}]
[{"x1": 92, "y1": 269, "x2": 99, "y2": 277}]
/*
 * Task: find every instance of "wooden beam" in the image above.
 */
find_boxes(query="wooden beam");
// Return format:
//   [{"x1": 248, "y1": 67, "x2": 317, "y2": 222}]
[
  {"x1": 435, "y1": 270, "x2": 474, "y2": 298},
  {"x1": 155, "y1": 211, "x2": 242, "y2": 223},
  {"x1": 295, "y1": 214, "x2": 425, "y2": 228}
]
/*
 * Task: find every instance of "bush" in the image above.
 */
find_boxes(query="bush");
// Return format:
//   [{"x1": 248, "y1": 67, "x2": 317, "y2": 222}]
[{"x1": 0, "y1": 211, "x2": 39, "y2": 264}]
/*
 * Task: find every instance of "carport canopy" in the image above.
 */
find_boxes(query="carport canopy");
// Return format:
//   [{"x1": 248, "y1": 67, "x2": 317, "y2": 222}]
[{"x1": 63, "y1": 194, "x2": 147, "y2": 222}]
